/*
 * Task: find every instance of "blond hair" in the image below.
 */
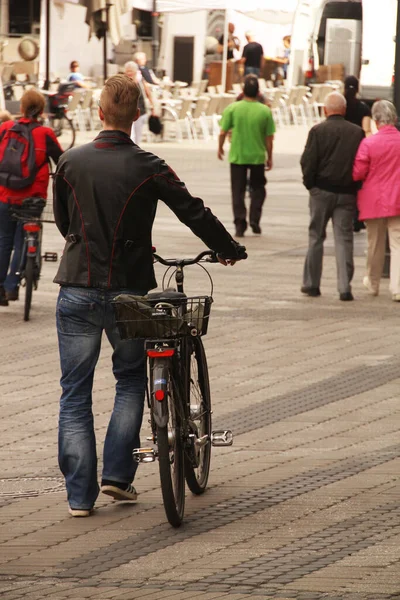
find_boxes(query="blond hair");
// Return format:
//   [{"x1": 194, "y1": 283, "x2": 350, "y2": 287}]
[
  {"x1": 99, "y1": 74, "x2": 140, "y2": 129},
  {"x1": 0, "y1": 110, "x2": 12, "y2": 123},
  {"x1": 20, "y1": 89, "x2": 45, "y2": 118}
]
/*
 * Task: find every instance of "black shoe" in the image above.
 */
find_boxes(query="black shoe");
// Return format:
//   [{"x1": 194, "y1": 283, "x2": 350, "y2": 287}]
[
  {"x1": 250, "y1": 223, "x2": 262, "y2": 234},
  {"x1": 0, "y1": 286, "x2": 8, "y2": 307},
  {"x1": 340, "y1": 292, "x2": 354, "y2": 301},
  {"x1": 6, "y1": 288, "x2": 19, "y2": 301},
  {"x1": 101, "y1": 479, "x2": 137, "y2": 501},
  {"x1": 235, "y1": 229, "x2": 245, "y2": 238},
  {"x1": 301, "y1": 286, "x2": 321, "y2": 297}
]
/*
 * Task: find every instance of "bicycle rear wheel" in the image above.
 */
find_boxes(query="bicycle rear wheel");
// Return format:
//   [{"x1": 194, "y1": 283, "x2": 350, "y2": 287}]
[
  {"x1": 184, "y1": 337, "x2": 212, "y2": 495},
  {"x1": 156, "y1": 371, "x2": 185, "y2": 527},
  {"x1": 24, "y1": 256, "x2": 35, "y2": 322},
  {"x1": 48, "y1": 115, "x2": 75, "y2": 150}
]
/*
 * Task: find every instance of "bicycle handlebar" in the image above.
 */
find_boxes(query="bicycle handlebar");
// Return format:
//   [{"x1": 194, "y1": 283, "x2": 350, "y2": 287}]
[{"x1": 153, "y1": 245, "x2": 247, "y2": 267}]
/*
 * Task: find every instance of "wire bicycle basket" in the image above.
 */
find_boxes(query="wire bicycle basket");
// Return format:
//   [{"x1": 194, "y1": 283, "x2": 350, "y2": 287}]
[{"x1": 113, "y1": 295, "x2": 213, "y2": 340}]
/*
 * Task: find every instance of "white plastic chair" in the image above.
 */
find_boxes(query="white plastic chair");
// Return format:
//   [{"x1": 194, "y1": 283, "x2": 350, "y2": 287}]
[
  {"x1": 162, "y1": 98, "x2": 194, "y2": 141},
  {"x1": 190, "y1": 96, "x2": 211, "y2": 140}
]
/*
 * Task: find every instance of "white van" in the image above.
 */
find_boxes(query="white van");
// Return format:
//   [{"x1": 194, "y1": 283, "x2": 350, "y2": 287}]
[{"x1": 289, "y1": 0, "x2": 397, "y2": 102}]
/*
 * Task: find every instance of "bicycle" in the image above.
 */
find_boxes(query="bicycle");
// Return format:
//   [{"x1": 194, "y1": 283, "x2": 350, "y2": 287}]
[
  {"x1": 42, "y1": 83, "x2": 76, "y2": 150},
  {"x1": 113, "y1": 248, "x2": 246, "y2": 527},
  {"x1": 9, "y1": 197, "x2": 57, "y2": 321}
]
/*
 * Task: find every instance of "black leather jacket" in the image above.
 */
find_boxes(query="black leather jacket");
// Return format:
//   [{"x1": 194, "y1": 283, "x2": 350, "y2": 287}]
[
  {"x1": 300, "y1": 115, "x2": 364, "y2": 194},
  {"x1": 53, "y1": 130, "x2": 241, "y2": 291}
]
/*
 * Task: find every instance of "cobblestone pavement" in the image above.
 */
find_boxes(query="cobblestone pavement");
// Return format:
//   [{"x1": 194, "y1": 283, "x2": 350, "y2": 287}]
[{"x1": 1, "y1": 127, "x2": 400, "y2": 600}]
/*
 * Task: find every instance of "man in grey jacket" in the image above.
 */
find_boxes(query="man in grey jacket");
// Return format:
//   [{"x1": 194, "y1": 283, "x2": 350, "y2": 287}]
[{"x1": 300, "y1": 92, "x2": 364, "y2": 301}]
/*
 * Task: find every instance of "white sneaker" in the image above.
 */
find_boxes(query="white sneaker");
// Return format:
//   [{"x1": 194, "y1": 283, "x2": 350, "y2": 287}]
[
  {"x1": 363, "y1": 276, "x2": 378, "y2": 296},
  {"x1": 68, "y1": 507, "x2": 93, "y2": 517}
]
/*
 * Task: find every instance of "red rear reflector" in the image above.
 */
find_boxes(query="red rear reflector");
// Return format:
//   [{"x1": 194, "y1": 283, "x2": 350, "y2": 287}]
[
  {"x1": 147, "y1": 349, "x2": 175, "y2": 358},
  {"x1": 155, "y1": 390, "x2": 165, "y2": 401},
  {"x1": 28, "y1": 246, "x2": 37, "y2": 253},
  {"x1": 23, "y1": 224, "x2": 41, "y2": 232}
]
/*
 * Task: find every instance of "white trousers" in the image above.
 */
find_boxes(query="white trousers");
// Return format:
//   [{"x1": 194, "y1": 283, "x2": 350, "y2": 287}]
[
  {"x1": 130, "y1": 114, "x2": 148, "y2": 145},
  {"x1": 366, "y1": 216, "x2": 400, "y2": 295}
]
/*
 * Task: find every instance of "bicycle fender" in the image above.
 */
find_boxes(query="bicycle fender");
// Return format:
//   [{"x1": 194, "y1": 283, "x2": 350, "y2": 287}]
[{"x1": 152, "y1": 360, "x2": 169, "y2": 428}]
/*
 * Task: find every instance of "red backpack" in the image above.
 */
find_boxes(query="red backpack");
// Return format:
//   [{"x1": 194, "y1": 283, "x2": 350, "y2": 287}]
[{"x1": 0, "y1": 121, "x2": 41, "y2": 190}]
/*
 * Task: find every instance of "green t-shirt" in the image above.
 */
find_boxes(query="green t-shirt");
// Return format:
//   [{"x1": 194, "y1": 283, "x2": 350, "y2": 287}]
[{"x1": 219, "y1": 99, "x2": 276, "y2": 165}]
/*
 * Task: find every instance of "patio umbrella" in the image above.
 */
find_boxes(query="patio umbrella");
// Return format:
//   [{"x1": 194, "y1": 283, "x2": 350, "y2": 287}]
[{"x1": 79, "y1": 0, "x2": 130, "y2": 79}]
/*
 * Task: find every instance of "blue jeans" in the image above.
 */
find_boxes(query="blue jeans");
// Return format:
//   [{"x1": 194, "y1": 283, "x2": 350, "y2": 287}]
[
  {"x1": 56, "y1": 286, "x2": 147, "y2": 510},
  {"x1": 0, "y1": 201, "x2": 23, "y2": 292},
  {"x1": 245, "y1": 66, "x2": 260, "y2": 77}
]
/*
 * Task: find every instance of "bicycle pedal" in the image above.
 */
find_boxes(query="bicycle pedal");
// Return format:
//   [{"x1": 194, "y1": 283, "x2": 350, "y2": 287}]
[
  {"x1": 211, "y1": 430, "x2": 233, "y2": 447},
  {"x1": 44, "y1": 252, "x2": 58, "y2": 262},
  {"x1": 133, "y1": 447, "x2": 156, "y2": 463}
]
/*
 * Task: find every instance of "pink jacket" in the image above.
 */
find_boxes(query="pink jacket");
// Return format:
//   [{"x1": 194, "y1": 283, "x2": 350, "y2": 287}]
[{"x1": 353, "y1": 125, "x2": 400, "y2": 220}]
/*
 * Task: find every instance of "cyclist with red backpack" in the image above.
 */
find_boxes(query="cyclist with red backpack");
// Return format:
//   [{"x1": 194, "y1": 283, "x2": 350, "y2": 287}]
[{"x1": 0, "y1": 89, "x2": 63, "y2": 306}]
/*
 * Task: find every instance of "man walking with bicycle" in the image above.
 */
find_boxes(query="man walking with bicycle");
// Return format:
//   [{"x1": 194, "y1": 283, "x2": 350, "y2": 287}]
[
  {"x1": 0, "y1": 89, "x2": 63, "y2": 306},
  {"x1": 53, "y1": 74, "x2": 246, "y2": 517}
]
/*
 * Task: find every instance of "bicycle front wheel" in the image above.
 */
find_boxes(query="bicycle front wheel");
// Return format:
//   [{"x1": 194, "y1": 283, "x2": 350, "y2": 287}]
[
  {"x1": 48, "y1": 115, "x2": 75, "y2": 150},
  {"x1": 185, "y1": 337, "x2": 212, "y2": 495},
  {"x1": 157, "y1": 373, "x2": 185, "y2": 527},
  {"x1": 24, "y1": 256, "x2": 35, "y2": 322}
]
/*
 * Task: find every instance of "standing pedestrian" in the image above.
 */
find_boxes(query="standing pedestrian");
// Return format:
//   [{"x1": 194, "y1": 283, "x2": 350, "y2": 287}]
[
  {"x1": 300, "y1": 92, "x2": 364, "y2": 301},
  {"x1": 54, "y1": 74, "x2": 246, "y2": 517},
  {"x1": 344, "y1": 75, "x2": 372, "y2": 232},
  {"x1": 241, "y1": 32, "x2": 264, "y2": 77},
  {"x1": 353, "y1": 100, "x2": 400, "y2": 301},
  {"x1": 218, "y1": 75, "x2": 275, "y2": 237},
  {"x1": 124, "y1": 61, "x2": 155, "y2": 145}
]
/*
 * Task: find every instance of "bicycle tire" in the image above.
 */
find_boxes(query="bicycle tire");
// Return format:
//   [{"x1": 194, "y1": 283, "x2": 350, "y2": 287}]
[
  {"x1": 48, "y1": 115, "x2": 75, "y2": 150},
  {"x1": 156, "y1": 371, "x2": 185, "y2": 527},
  {"x1": 24, "y1": 256, "x2": 35, "y2": 322},
  {"x1": 184, "y1": 337, "x2": 212, "y2": 495}
]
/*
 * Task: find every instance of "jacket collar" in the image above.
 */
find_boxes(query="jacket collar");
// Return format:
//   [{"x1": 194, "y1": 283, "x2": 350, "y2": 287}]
[
  {"x1": 94, "y1": 130, "x2": 133, "y2": 145},
  {"x1": 377, "y1": 124, "x2": 399, "y2": 134},
  {"x1": 326, "y1": 114, "x2": 345, "y2": 120}
]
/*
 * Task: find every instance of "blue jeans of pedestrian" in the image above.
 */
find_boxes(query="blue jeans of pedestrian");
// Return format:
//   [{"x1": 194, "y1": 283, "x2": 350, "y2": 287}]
[
  {"x1": 56, "y1": 286, "x2": 147, "y2": 510},
  {"x1": 0, "y1": 201, "x2": 23, "y2": 292},
  {"x1": 245, "y1": 66, "x2": 260, "y2": 77}
]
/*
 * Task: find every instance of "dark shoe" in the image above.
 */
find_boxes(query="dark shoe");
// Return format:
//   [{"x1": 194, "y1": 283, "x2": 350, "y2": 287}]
[
  {"x1": 301, "y1": 286, "x2": 321, "y2": 297},
  {"x1": 101, "y1": 480, "x2": 138, "y2": 501},
  {"x1": 250, "y1": 223, "x2": 262, "y2": 234},
  {"x1": 6, "y1": 288, "x2": 19, "y2": 301},
  {"x1": 340, "y1": 292, "x2": 354, "y2": 301},
  {"x1": 0, "y1": 286, "x2": 8, "y2": 307},
  {"x1": 235, "y1": 229, "x2": 245, "y2": 238}
]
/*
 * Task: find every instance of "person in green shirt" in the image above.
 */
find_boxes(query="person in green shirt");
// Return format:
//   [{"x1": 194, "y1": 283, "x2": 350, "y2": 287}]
[{"x1": 218, "y1": 75, "x2": 275, "y2": 236}]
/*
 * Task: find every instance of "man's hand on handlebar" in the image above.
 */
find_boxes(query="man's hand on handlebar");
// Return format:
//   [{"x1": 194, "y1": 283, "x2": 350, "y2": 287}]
[
  {"x1": 217, "y1": 244, "x2": 247, "y2": 266},
  {"x1": 218, "y1": 256, "x2": 236, "y2": 266}
]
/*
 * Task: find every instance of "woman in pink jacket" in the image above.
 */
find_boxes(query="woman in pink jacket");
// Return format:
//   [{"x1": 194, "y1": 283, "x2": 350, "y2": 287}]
[{"x1": 353, "y1": 100, "x2": 400, "y2": 301}]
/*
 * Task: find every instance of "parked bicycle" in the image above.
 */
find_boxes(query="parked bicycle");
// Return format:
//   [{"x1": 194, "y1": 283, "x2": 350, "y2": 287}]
[
  {"x1": 113, "y1": 248, "x2": 246, "y2": 527},
  {"x1": 9, "y1": 197, "x2": 57, "y2": 321}
]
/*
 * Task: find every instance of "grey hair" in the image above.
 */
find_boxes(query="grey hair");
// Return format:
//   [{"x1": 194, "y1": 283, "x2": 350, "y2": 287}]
[
  {"x1": 372, "y1": 100, "x2": 397, "y2": 125},
  {"x1": 324, "y1": 91, "x2": 347, "y2": 113},
  {"x1": 133, "y1": 52, "x2": 146, "y2": 61},
  {"x1": 124, "y1": 61, "x2": 138, "y2": 72}
]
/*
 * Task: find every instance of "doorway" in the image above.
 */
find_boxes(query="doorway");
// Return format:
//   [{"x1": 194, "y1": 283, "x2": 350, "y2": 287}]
[{"x1": 173, "y1": 37, "x2": 194, "y2": 84}]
